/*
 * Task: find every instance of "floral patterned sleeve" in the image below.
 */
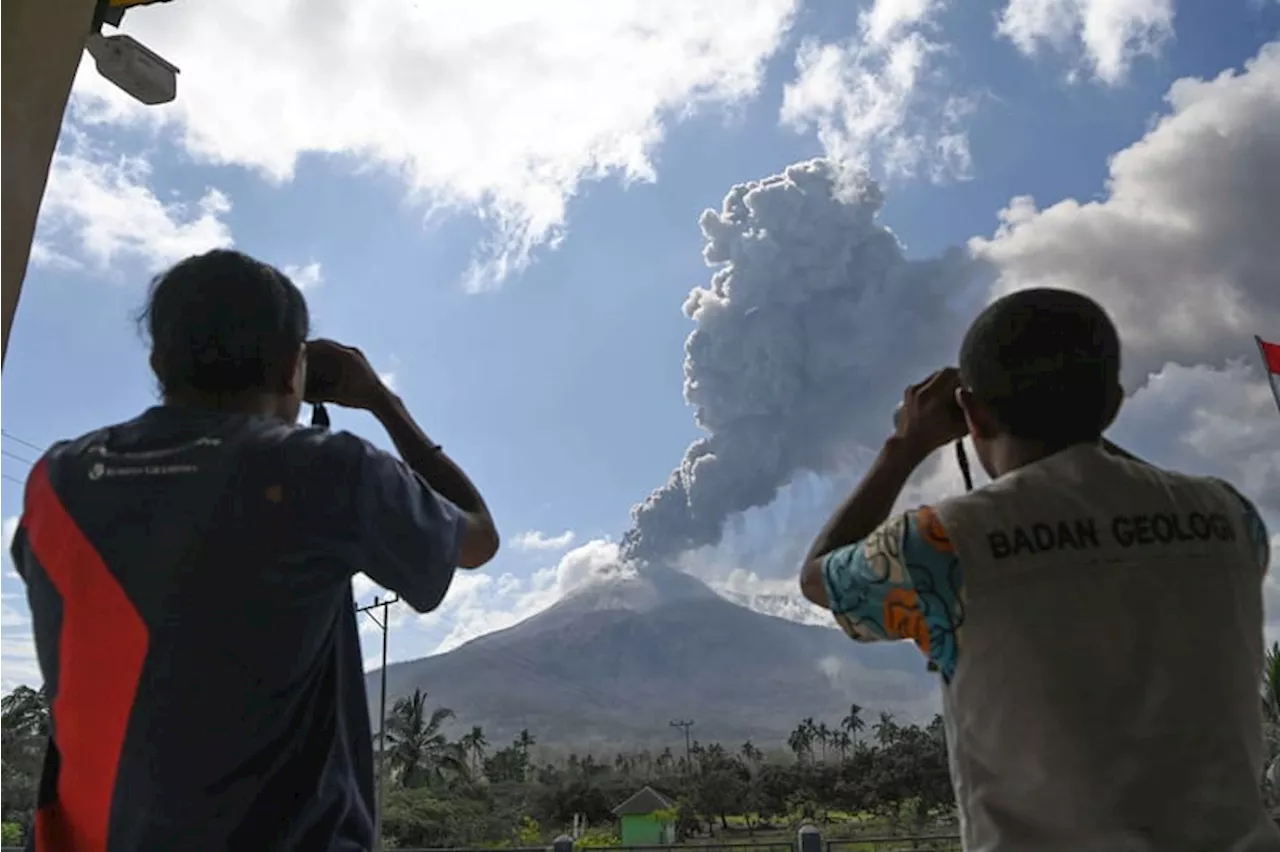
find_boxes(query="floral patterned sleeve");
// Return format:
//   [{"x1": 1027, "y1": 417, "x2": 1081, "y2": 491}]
[{"x1": 821, "y1": 506, "x2": 966, "y2": 681}]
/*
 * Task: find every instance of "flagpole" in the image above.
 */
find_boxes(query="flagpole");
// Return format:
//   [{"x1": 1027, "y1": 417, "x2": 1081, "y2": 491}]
[{"x1": 1256, "y1": 335, "x2": 1280, "y2": 417}]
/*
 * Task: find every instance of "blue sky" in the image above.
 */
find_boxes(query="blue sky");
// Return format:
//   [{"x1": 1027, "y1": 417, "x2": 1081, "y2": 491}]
[{"x1": 3, "y1": 0, "x2": 1279, "y2": 688}]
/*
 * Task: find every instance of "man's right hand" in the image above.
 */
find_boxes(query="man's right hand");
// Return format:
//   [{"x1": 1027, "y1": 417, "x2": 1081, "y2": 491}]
[
  {"x1": 306, "y1": 338, "x2": 500, "y2": 570},
  {"x1": 304, "y1": 339, "x2": 391, "y2": 412},
  {"x1": 895, "y1": 367, "x2": 968, "y2": 457}
]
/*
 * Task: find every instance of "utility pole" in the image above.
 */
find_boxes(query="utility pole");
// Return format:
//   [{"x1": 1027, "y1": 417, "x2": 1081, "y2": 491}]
[
  {"x1": 358, "y1": 593, "x2": 400, "y2": 852},
  {"x1": 669, "y1": 719, "x2": 694, "y2": 771}
]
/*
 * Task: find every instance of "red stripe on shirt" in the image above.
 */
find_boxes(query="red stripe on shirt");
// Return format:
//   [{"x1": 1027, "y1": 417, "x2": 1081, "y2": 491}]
[
  {"x1": 24, "y1": 459, "x2": 150, "y2": 852},
  {"x1": 1260, "y1": 338, "x2": 1280, "y2": 375}
]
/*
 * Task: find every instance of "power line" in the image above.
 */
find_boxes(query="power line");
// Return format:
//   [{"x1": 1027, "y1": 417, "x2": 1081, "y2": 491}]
[
  {"x1": 669, "y1": 719, "x2": 694, "y2": 769},
  {"x1": 1, "y1": 431, "x2": 45, "y2": 454},
  {"x1": 1, "y1": 431, "x2": 46, "y2": 484},
  {"x1": 2, "y1": 448, "x2": 34, "y2": 467}
]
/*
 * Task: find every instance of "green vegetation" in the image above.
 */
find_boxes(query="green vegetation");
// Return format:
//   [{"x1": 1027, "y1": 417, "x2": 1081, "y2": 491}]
[
  {"x1": 350, "y1": 697, "x2": 960, "y2": 847},
  {"x1": 1, "y1": 686, "x2": 47, "y2": 838}
]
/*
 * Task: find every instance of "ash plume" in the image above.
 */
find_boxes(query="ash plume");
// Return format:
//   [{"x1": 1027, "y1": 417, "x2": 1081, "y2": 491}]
[{"x1": 620, "y1": 158, "x2": 986, "y2": 566}]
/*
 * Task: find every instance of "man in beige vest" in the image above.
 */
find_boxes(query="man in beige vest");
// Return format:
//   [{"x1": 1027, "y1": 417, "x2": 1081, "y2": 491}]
[{"x1": 800, "y1": 288, "x2": 1277, "y2": 851}]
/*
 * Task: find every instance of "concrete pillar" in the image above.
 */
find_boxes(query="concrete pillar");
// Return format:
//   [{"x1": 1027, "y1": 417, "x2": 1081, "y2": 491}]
[
  {"x1": 2, "y1": 0, "x2": 98, "y2": 365},
  {"x1": 797, "y1": 823, "x2": 822, "y2": 852}
]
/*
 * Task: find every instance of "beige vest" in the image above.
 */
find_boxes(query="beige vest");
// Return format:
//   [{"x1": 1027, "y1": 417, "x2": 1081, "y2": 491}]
[{"x1": 933, "y1": 443, "x2": 1278, "y2": 852}]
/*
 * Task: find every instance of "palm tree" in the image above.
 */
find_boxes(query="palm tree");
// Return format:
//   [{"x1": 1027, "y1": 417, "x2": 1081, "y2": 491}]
[
  {"x1": 788, "y1": 724, "x2": 812, "y2": 763},
  {"x1": 581, "y1": 753, "x2": 603, "y2": 778},
  {"x1": 638, "y1": 748, "x2": 654, "y2": 778},
  {"x1": 926, "y1": 714, "x2": 947, "y2": 747},
  {"x1": 841, "y1": 703, "x2": 866, "y2": 749},
  {"x1": 815, "y1": 723, "x2": 831, "y2": 762},
  {"x1": 690, "y1": 740, "x2": 706, "y2": 771},
  {"x1": 459, "y1": 725, "x2": 488, "y2": 773},
  {"x1": 873, "y1": 711, "x2": 898, "y2": 747},
  {"x1": 383, "y1": 689, "x2": 467, "y2": 788},
  {"x1": 832, "y1": 729, "x2": 852, "y2": 762},
  {"x1": 514, "y1": 728, "x2": 537, "y2": 780}
]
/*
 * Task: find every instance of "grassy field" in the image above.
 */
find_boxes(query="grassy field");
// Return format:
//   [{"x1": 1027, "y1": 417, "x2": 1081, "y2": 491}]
[
  {"x1": 674, "y1": 812, "x2": 960, "y2": 852},
  {"x1": 674, "y1": 833, "x2": 959, "y2": 852}
]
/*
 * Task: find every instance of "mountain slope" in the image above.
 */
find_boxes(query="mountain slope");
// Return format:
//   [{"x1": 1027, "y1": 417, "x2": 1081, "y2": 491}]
[{"x1": 368, "y1": 566, "x2": 938, "y2": 748}]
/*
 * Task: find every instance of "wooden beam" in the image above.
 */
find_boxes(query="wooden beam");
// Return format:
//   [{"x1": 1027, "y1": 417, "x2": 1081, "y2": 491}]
[{"x1": 1, "y1": 0, "x2": 98, "y2": 366}]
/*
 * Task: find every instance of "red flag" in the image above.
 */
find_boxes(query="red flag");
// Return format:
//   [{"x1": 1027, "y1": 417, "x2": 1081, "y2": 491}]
[{"x1": 1257, "y1": 336, "x2": 1280, "y2": 416}]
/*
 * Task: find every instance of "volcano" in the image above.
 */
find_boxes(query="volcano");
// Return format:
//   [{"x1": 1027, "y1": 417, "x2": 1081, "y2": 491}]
[{"x1": 366, "y1": 565, "x2": 938, "y2": 749}]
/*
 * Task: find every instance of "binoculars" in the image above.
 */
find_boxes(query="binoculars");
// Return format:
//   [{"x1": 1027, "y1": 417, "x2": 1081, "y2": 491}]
[
  {"x1": 892, "y1": 400, "x2": 968, "y2": 434},
  {"x1": 893, "y1": 401, "x2": 974, "y2": 491},
  {"x1": 891, "y1": 400, "x2": 1142, "y2": 492},
  {"x1": 304, "y1": 342, "x2": 341, "y2": 429}
]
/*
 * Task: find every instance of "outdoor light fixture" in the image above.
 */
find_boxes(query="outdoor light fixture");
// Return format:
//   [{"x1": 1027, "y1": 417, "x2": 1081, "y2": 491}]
[{"x1": 88, "y1": 0, "x2": 180, "y2": 106}]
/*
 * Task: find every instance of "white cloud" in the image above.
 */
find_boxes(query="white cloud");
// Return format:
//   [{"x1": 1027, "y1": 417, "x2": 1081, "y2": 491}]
[
  {"x1": 353, "y1": 540, "x2": 618, "y2": 650},
  {"x1": 0, "y1": 516, "x2": 37, "y2": 690},
  {"x1": 862, "y1": 0, "x2": 939, "y2": 46},
  {"x1": 3, "y1": 517, "x2": 18, "y2": 550},
  {"x1": 711, "y1": 568, "x2": 831, "y2": 626},
  {"x1": 415, "y1": 571, "x2": 530, "y2": 650},
  {"x1": 283, "y1": 261, "x2": 323, "y2": 291},
  {"x1": 780, "y1": 0, "x2": 974, "y2": 183},
  {"x1": 1267, "y1": 534, "x2": 1280, "y2": 645},
  {"x1": 351, "y1": 574, "x2": 413, "y2": 636},
  {"x1": 996, "y1": 0, "x2": 1175, "y2": 85},
  {"x1": 971, "y1": 42, "x2": 1280, "y2": 387},
  {"x1": 35, "y1": 133, "x2": 233, "y2": 272},
  {"x1": 372, "y1": 355, "x2": 402, "y2": 393},
  {"x1": 417, "y1": 538, "x2": 621, "y2": 652},
  {"x1": 512, "y1": 529, "x2": 576, "y2": 551},
  {"x1": 72, "y1": 0, "x2": 797, "y2": 290},
  {"x1": 1, "y1": 636, "x2": 41, "y2": 694},
  {"x1": 28, "y1": 240, "x2": 83, "y2": 271},
  {"x1": 1, "y1": 602, "x2": 28, "y2": 629},
  {"x1": 1109, "y1": 361, "x2": 1280, "y2": 518},
  {"x1": 352, "y1": 573, "x2": 381, "y2": 601}
]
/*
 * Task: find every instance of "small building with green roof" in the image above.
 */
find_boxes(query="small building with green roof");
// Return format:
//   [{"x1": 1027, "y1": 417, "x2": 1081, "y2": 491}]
[{"x1": 612, "y1": 785, "x2": 677, "y2": 846}]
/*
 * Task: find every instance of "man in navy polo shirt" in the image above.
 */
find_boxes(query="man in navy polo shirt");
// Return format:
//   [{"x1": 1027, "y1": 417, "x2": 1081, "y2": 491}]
[{"x1": 10, "y1": 249, "x2": 500, "y2": 851}]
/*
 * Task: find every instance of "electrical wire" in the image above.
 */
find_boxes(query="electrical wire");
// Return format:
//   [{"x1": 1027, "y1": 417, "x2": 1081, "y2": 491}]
[
  {"x1": 1, "y1": 431, "x2": 45, "y2": 454},
  {"x1": 2, "y1": 448, "x2": 34, "y2": 467},
  {"x1": 1, "y1": 432, "x2": 45, "y2": 489}
]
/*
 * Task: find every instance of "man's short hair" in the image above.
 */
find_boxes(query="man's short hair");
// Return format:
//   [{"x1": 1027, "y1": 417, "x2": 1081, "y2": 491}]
[
  {"x1": 142, "y1": 249, "x2": 310, "y2": 396},
  {"x1": 958, "y1": 287, "x2": 1121, "y2": 445}
]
